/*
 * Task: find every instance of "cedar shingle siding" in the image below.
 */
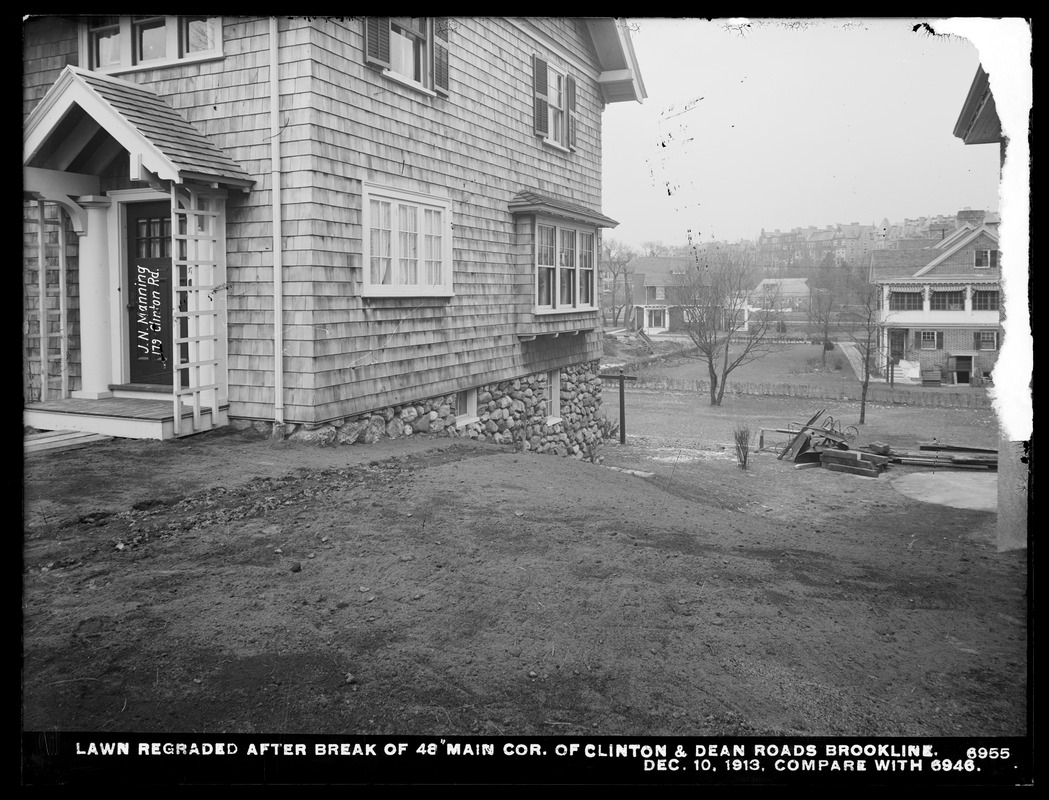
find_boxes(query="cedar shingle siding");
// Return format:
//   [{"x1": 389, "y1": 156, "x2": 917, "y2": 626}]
[{"x1": 23, "y1": 17, "x2": 620, "y2": 424}]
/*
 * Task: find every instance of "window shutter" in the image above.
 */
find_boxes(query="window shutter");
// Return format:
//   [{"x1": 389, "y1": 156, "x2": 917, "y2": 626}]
[
  {"x1": 570, "y1": 76, "x2": 579, "y2": 150},
  {"x1": 533, "y1": 54, "x2": 549, "y2": 137},
  {"x1": 912, "y1": 331, "x2": 920, "y2": 351},
  {"x1": 434, "y1": 18, "x2": 450, "y2": 96},
  {"x1": 936, "y1": 331, "x2": 944, "y2": 350},
  {"x1": 364, "y1": 17, "x2": 391, "y2": 70}
]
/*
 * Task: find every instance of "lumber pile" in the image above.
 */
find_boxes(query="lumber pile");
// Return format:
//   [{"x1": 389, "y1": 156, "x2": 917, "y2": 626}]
[
  {"x1": 769, "y1": 410, "x2": 998, "y2": 477},
  {"x1": 820, "y1": 449, "x2": 890, "y2": 477},
  {"x1": 854, "y1": 441, "x2": 997, "y2": 470}
]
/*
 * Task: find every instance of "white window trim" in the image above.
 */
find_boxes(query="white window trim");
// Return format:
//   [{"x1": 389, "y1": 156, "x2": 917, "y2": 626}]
[
  {"x1": 455, "y1": 388, "x2": 479, "y2": 428},
  {"x1": 361, "y1": 183, "x2": 454, "y2": 298},
  {"x1": 545, "y1": 63, "x2": 567, "y2": 148},
  {"x1": 545, "y1": 370, "x2": 561, "y2": 424},
  {"x1": 974, "y1": 249, "x2": 998, "y2": 269},
  {"x1": 977, "y1": 330, "x2": 999, "y2": 350},
  {"x1": 79, "y1": 16, "x2": 224, "y2": 75},
  {"x1": 920, "y1": 330, "x2": 938, "y2": 350},
  {"x1": 385, "y1": 18, "x2": 435, "y2": 93},
  {"x1": 534, "y1": 218, "x2": 597, "y2": 314}
]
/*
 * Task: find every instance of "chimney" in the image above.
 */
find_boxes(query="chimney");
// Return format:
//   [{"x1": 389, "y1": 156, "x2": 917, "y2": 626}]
[{"x1": 956, "y1": 209, "x2": 986, "y2": 227}]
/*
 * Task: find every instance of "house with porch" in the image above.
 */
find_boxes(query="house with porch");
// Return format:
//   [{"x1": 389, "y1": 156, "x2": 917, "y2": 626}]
[
  {"x1": 628, "y1": 256, "x2": 692, "y2": 334},
  {"x1": 868, "y1": 210, "x2": 1002, "y2": 386},
  {"x1": 23, "y1": 16, "x2": 645, "y2": 454}
]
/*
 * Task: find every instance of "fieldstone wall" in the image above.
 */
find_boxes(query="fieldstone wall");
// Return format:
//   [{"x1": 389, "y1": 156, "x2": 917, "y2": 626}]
[
  {"x1": 230, "y1": 360, "x2": 609, "y2": 459},
  {"x1": 459, "y1": 361, "x2": 607, "y2": 460}
]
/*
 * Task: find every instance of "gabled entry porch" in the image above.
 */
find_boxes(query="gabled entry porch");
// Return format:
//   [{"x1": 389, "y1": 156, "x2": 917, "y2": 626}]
[{"x1": 23, "y1": 66, "x2": 252, "y2": 440}]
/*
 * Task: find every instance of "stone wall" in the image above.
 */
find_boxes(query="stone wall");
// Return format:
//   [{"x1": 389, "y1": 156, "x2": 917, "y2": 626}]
[
  {"x1": 459, "y1": 361, "x2": 607, "y2": 460},
  {"x1": 232, "y1": 360, "x2": 609, "y2": 459}
]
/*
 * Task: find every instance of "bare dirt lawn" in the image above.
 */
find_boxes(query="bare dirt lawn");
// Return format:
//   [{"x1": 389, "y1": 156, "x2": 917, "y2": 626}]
[{"x1": 22, "y1": 385, "x2": 1028, "y2": 741}]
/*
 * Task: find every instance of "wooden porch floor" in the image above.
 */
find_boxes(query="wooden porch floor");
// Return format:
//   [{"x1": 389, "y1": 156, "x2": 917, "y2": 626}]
[
  {"x1": 24, "y1": 396, "x2": 227, "y2": 440},
  {"x1": 27, "y1": 396, "x2": 181, "y2": 419}
]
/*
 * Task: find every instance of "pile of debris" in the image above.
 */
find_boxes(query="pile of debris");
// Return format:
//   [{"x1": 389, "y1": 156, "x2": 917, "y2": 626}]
[
  {"x1": 760, "y1": 409, "x2": 998, "y2": 478},
  {"x1": 760, "y1": 408, "x2": 887, "y2": 476},
  {"x1": 864, "y1": 441, "x2": 998, "y2": 471}
]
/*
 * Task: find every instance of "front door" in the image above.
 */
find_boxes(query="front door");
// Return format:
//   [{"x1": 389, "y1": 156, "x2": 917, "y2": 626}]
[
  {"x1": 126, "y1": 202, "x2": 174, "y2": 385},
  {"x1": 889, "y1": 329, "x2": 907, "y2": 363}
]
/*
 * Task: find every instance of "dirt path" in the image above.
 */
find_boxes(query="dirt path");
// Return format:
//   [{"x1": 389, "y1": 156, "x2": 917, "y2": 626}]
[{"x1": 22, "y1": 395, "x2": 1027, "y2": 743}]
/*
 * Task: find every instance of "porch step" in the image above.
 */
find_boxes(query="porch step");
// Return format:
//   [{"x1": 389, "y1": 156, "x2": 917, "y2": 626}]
[{"x1": 24, "y1": 430, "x2": 112, "y2": 454}]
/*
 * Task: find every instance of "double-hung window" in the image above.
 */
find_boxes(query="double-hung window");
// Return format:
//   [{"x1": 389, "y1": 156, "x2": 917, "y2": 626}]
[
  {"x1": 919, "y1": 330, "x2": 941, "y2": 350},
  {"x1": 83, "y1": 16, "x2": 223, "y2": 73},
  {"x1": 532, "y1": 55, "x2": 577, "y2": 150},
  {"x1": 976, "y1": 330, "x2": 999, "y2": 350},
  {"x1": 364, "y1": 17, "x2": 450, "y2": 96},
  {"x1": 535, "y1": 221, "x2": 596, "y2": 312},
  {"x1": 362, "y1": 184, "x2": 453, "y2": 297},
  {"x1": 974, "y1": 249, "x2": 999, "y2": 269},
  {"x1": 973, "y1": 290, "x2": 999, "y2": 311}
]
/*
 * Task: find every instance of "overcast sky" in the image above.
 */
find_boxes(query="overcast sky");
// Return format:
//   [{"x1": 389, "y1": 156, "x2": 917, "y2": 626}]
[
  {"x1": 600, "y1": 16, "x2": 1032, "y2": 439},
  {"x1": 601, "y1": 17, "x2": 1006, "y2": 248}
]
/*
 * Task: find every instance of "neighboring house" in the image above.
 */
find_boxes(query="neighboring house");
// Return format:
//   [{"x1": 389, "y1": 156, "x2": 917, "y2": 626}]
[
  {"x1": 751, "y1": 278, "x2": 809, "y2": 312},
  {"x1": 23, "y1": 16, "x2": 645, "y2": 453},
  {"x1": 833, "y1": 223, "x2": 875, "y2": 266},
  {"x1": 868, "y1": 210, "x2": 1002, "y2": 386},
  {"x1": 627, "y1": 255, "x2": 692, "y2": 333}
]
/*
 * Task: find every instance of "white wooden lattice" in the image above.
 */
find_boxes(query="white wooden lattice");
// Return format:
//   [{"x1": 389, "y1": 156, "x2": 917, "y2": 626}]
[{"x1": 170, "y1": 186, "x2": 226, "y2": 436}]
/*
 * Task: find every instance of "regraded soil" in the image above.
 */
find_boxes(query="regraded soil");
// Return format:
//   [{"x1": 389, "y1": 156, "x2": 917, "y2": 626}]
[{"x1": 22, "y1": 392, "x2": 1028, "y2": 741}]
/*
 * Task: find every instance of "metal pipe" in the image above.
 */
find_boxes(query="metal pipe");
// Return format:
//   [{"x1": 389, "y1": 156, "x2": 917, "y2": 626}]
[{"x1": 270, "y1": 17, "x2": 285, "y2": 427}]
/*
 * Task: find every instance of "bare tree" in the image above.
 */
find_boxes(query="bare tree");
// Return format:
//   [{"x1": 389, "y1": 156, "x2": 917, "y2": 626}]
[
  {"x1": 640, "y1": 240, "x2": 667, "y2": 257},
  {"x1": 840, "y1": 262, "x2": 881, "y2": 424},
  {"x1": 673, "y1": 249, "x2": 785, "y2": 406},
  {"x1": 807, "y1": 255, "x2": 843, "y2": 368},
  {"x1": 599, "y1": 238, "x2": 637, "y2": 327}
]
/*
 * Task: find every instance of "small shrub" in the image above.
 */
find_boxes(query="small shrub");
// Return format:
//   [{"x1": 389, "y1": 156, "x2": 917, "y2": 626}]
[
  {"x1": 733, "y1": 423, "x2": 751, "y2": 471},
  {"x1": 833, "y1": 357, "x2": 845, "y2": 371}
]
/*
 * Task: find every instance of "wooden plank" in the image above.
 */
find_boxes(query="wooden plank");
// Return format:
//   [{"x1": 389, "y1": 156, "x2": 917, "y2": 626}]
[
  {"x1": 25, "y1": 432, "x2": 112, "y2": 454},
  {"x1": 917, "y1": 442, "x2": 997, "y2": 454},
  {"x1": 778, "y1": 408, "x2": 825, "y2": 460},
  {"x1": 820, "y1": 449, "x2": 890, "y2": 467},
  {"x1": 822, "y1": 462, "x2": 881, "y2": 477}
]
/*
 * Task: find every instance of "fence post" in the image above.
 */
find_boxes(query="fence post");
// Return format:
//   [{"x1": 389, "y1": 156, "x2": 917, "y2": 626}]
[{"x1": 619, "y1": 368, "x2": 626, "y2": 444}]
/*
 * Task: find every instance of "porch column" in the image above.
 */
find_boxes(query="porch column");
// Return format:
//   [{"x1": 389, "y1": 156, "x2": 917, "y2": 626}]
[{"x1": 72, "y1": 195, "x2": 114, "y2": 399}]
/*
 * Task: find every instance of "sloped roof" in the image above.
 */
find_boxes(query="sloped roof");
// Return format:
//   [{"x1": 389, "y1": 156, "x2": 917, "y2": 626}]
[
  {"x1": 509, "y1": 190, "x2": 618, "y2": 228},
  {"x1": 869, "y1": 250, "x2": 934, "y2": 281},
  {"x1": 894, "y1": 238, "x2": 941, "y2": 250},
  {"x1": 625, "y1": 256, "x2": 695, "y2": 286},
  {"x1": 24, "y1": 66, "x2": 253, "y2": 188},
  {"x1": 870, "y1": 223, "x2": 1000, "y2": 281},
  {"x1": 954, "y1": 65, "x2": 1002, "y2": 145},
  {"x1": 582, "y1": 18, "x2": 647, "y2": 104},
  {"x1": 755, "y1": 277, "x2": 809, "y2": 296}
]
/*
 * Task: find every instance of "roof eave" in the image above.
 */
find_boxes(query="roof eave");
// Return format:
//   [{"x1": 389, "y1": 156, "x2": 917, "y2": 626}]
[{"x1": 584, "y1": 18, "x2": 647, "y2": 104}]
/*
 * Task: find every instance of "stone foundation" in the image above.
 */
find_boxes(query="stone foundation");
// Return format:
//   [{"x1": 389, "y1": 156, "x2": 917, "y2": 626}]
[{"x1": 230, "y1": 360, "x2": 609, "y2": 460}]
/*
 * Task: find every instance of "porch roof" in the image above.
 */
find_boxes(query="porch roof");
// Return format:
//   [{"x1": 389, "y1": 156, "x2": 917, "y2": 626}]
[
  {"x1": 508, "y1": 190, "x2": 619, "y2": 228},
  {"x1": 23, "y1": 66, "x2": 254, "y2": 190}
]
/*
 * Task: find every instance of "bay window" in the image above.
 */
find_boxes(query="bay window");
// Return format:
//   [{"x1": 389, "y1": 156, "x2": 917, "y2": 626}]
[{"x1": 535, "y1": 221, "x2": 596, "y2": 312}]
